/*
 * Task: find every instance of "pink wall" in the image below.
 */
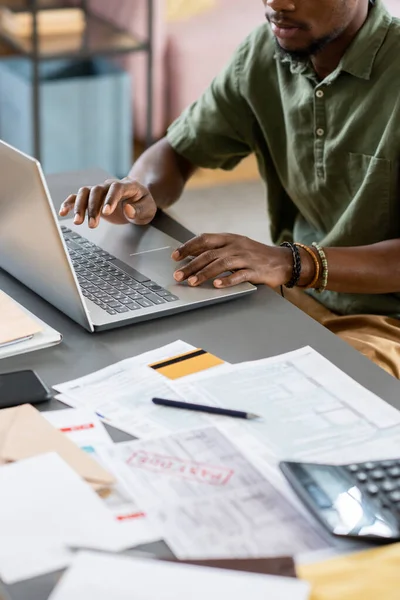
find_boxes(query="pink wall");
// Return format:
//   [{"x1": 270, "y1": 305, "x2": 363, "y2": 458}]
[
  {"x1": 90, "y1": 0, "x2": 167, "y2": 140},
  {"x1": 165, "y1": 0, "x2": 400, "y2": 123},
  {"x1": 385, "y1": 0, "x2": 400, "y2": 15},
  {"x1": 166, "y1": 0, "x2": 262, "y2": 122},
  {"x1": 89, "y1": 0, "x2": 400, "y2": 140}
]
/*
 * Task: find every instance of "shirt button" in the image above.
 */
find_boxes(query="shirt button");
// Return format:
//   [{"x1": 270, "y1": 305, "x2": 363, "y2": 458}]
[
  {"x1": 316, "y1": 128, "x2": 325, "y2": 137},
  {"x1": 316, "y1": 90, "x2": 324, "y2": 98}
]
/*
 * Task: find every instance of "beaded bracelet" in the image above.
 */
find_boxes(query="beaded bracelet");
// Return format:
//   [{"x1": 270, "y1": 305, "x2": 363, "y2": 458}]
[
  {"x1": 312, "y1": 242, "x2": 328, "y2": 293},
  {"x1": 280, "y1": 242, "x2": 301, "y2": 288},
  {"x1": 294, "y1": 243, "x2": 320, "y2": 289}
]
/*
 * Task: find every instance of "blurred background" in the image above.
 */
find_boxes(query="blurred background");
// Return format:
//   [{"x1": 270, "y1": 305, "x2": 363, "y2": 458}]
[{"x1": 0, "y1": 0, "x2": 398, "y2": 241}]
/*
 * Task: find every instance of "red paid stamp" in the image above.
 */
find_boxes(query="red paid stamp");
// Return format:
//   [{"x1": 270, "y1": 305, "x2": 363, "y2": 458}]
[{"x1": 126, "y1": 450, "x2": 233, "y2": 486}]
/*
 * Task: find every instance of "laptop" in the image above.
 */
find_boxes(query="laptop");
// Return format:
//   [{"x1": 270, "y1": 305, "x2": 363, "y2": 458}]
[{"x1": 0, "y1": 141, "x2": 256, "y2": 332}]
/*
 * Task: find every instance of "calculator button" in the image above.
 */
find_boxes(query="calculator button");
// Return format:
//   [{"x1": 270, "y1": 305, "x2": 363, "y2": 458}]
[
  {"x1": 381, "y1": 460, "x2": 396, "y2": 469},
  {"x1": 389, "y1": 491, "x2": 400, "y2": 503},
  {"x1": 364, "y1": 462, "x2": 376, "y2": 471},
  {"x1": 356, "y1": 472, "x2": 367, "y2": 483},
  {"x1": 388, "y1": 467, "x2": 400, "y2": 478},
  {"x1": 347, "y1": 465, "x2": 359, "y2": 473},
  {"x1": 371, "y1": 469, "x2": 385, "y2": 481},
  {"x1": 366, "y1": 483, "x2": 379, "y2": 495},
  {"x1": 381, "y1": 480, "x2": 397, "y2": 493}
]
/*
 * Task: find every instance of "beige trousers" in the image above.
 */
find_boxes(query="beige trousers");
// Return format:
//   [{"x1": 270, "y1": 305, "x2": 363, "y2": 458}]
[{"x1": 283, "y1": 288, "x2": 400, "y2": 379}]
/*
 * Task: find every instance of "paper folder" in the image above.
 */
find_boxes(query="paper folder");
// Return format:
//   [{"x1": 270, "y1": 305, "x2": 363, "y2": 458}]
[{"x1": 0, "y1": 404, "x2": 114, "y2": 489}]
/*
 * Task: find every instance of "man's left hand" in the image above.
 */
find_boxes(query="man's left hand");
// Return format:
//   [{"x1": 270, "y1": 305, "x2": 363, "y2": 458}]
[{"x1": 172, "y1": 233, "x2": 295, "y2": 289}]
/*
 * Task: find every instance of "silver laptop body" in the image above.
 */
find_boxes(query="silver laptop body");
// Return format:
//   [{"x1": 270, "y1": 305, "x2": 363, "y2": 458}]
[{"x1": 0, "y1": 141, "x2": 256, "y2": 332}]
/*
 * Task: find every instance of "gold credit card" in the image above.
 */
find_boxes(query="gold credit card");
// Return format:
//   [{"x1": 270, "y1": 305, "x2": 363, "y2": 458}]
[{"x1": 149, "y1": 348, "x2": 224, "y2": 380}]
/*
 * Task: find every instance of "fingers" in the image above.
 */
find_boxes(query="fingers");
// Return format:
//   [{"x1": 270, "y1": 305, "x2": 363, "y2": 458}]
[
  {"x1": 73, "y1": 187, "x2": 90, "y2": 225},
  {"x1": 59, "y1": 187, "x2": 91, "y2": 224},
  {"x1": 58, "y1": 177, "x2": 157, "y2": 228},
  {"x1": 122, "y1": 195, "x2": 157, "y2": 225},
  {"x1": 59, "y1": 194, "x2": 76, "y2": 217},
  {"x1": 87, "y1": 185, "x2": 108, "y2": 227},
  {"x1": 102, "y1": 178, "x2": 142, "y2": 216},
  {"x1": 214, "y1": 270, "x2": 253, "y2": 288},
  {"x1": 172, "y1": 233, "x2": 231, "y2": 261},
  {"x1": 174, "y1": 250, "x2": 225, "y2": 282},
  {"x1": 175, "y1": 256, "x2": 247, "y2": 287}
]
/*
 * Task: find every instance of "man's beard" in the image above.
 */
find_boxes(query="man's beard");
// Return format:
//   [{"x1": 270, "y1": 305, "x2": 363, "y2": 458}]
[{"x1": 274, "y1": 28, "x2": 344, "y2": 62}]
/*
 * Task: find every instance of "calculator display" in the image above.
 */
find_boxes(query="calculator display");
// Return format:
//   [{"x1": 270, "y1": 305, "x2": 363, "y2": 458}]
[{"x1": 281, "y1": 461, "x2": 400, "y2": 540}]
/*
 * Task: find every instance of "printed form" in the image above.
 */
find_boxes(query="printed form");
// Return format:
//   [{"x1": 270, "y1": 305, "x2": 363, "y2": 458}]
[
  {"x1": 171, "y1": 347, "x2": 400, "y2": 470},
  {"x1": 104, "y1": 427, "x2": 330, "y2": 560},
  {"x1": 43, "y1": 408, "x2": 159, "y2": 546},
  {"x1": 54, "y1": 341, "x2": 211, "y2": 439}
]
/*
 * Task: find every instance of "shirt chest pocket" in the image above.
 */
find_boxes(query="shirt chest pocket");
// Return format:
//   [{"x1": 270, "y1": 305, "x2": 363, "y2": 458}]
[
  {"x1": 325, "y1": 152, "x2": 394, "y2": 246},
  {"x1": 348, "y1": 152, "x2": 391, "y2": 202}
]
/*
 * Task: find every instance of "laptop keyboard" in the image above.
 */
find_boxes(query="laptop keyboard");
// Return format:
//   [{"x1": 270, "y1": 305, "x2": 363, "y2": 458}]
[{"x1": 61, "y1": 226, "x2": 179, "y2": 316}]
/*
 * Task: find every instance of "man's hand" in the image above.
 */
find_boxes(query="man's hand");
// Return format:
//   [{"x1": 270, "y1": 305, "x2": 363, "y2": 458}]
[
  {"x1": 172, "y1": 233, "x2": 299, "y2": 289},
  {"x1": 59, "y1": 177, "x2": 157, "y2": 228}
]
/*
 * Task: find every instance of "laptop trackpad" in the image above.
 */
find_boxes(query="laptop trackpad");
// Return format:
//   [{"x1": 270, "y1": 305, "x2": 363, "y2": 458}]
[{"x1": 129, "y1": 247, "x2": 183, "y2": 284}]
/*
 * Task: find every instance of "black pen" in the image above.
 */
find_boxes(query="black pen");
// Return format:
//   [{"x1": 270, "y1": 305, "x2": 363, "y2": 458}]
[{"x1": 152, "y1": 398, "x2": 260, "y2": 420}]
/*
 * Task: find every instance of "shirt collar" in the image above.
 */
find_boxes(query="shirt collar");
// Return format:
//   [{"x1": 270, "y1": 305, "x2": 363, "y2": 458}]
[
  {"x1": 340, "y1": 0, "x2": 392, "y2": 80},
  {"x1": 275, "y1": 0, "x2": 392, "y2": 82}
]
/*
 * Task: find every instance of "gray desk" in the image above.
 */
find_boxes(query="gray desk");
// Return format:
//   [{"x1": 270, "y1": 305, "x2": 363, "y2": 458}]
[{"x1": 1, "y1": 171, "x2": 399, "y2": 600}]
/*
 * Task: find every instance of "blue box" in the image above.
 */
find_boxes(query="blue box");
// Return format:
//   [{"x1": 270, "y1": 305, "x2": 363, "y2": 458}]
[{"x1": 0, "y1": 58, "x2": 132, "y2": 176}]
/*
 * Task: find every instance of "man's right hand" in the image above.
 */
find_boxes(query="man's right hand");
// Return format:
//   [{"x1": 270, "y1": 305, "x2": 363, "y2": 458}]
[{"x1": 59, "y1": 177, "x2": 158, "y2": 228}]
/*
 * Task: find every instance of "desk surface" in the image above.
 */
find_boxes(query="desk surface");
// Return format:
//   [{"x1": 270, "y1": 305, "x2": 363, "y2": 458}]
[{"x1": 1, "y1": 170, "x2": 399, "y2": 600}]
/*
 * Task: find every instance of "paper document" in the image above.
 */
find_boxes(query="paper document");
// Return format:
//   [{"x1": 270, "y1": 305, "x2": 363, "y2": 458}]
[
  {"x1": 48, "y1": 551, "x2": 310, "y2": 600},
  {"x1": 43, "y1": 409, "x2": 160, "y2": 547},
  {"x1": 54, "y1": 341, "x2": 214, "y2": 439},
  {"x1": 43, "y1": 408, "x2": 113, "y2": 449},
  {"x1": 0, "y1": 289, "x2": 41, "y2": 344},
  {"x1": 106, "y1": 427, "x2": 329, "y2": 559},
  {"x1": 0, "y1": 290, "x2": 61, "y2": 359},
  {"x1": 172, "y1": 346, "x2": 400, "y2": 470},
  {"x1": 0, "y1": 453, "x2": 141, "y2": 584},
  {"x1": 0, "y1": 404, "x2": 114, "y2": 489}
]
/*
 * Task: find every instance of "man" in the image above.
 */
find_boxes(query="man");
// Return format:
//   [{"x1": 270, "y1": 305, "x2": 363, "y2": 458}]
[{"x1": 60, "y1": 0, "x2": 400, "y2": 377}]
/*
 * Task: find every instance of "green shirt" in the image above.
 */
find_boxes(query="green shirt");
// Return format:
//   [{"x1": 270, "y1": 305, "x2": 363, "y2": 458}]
[{"x1": 167, "y1": 0, "x2": 400, "y2": 318}]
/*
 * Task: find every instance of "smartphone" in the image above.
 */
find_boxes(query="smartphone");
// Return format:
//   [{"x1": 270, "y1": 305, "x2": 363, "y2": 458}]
[{"x1": 0, "y1": 370, "x2": 52, "y2": 409}]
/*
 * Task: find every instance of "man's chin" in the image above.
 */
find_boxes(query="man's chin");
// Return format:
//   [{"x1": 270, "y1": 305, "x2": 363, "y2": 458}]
[
  {"x1": 274, "y1": 39, "x2": 313, "y2": 61},
  {"x1": 274, "y1": 27, "x2": 345, "y2": 61}
]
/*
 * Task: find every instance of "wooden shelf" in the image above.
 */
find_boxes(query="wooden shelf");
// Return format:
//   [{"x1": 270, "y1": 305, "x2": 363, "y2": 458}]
[
  {"x1": 0, "y1": 0, "x2": 66, "y2": 11},
  {"x1": 0, "y1": 11, "x2": 147, "y2": 60}
]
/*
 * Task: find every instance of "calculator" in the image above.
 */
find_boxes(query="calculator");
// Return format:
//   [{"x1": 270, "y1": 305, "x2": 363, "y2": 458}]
[{"x1": 280, "y1": 459, "x2": 400, "y2": 541}]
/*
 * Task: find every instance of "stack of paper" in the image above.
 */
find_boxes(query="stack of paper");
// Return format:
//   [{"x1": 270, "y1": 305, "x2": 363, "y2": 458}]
[
  {"x1": 48, "y1": 551, "x2": 310, "y2": 600},
  {"x1": 0, "y1": 290, "x2": 41, "y2": 346},
  {"x1": 44, "y1": 408, "x2": 159, "y2": 547},
  {"x1": 0, "y1": 290, "x2": 61, "y2": 359},
  {"x1": 102, "y1": 426, "x2": 330, "y2": 560},
  {"x1": 0, "y1": 453, "x2": 136, "y2": 584},
  {"x1": 54, "y1": 341, "x2": 220, "y2": 439},
  {"x1": 0, "y1": 404, "x2": 113, "y2": 490},
  {"x1": 169, "y1": 346, "x2": 400, "y2": 471}
]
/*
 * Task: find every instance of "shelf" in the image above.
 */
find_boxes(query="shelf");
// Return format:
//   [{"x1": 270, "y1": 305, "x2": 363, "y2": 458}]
[
  {"x1": 0, "y1": 0, "x2": 67, "y2": 11},
  {"x1": 0, "y1": 12, "x2": 148, "y2": 59}
]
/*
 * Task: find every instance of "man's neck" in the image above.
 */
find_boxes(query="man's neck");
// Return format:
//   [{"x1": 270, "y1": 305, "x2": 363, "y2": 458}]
[{"x1": 311, "y1": 1, "x2": 370, "y2": 80}]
